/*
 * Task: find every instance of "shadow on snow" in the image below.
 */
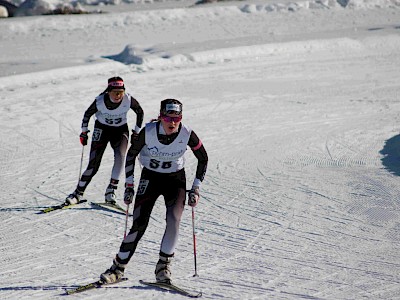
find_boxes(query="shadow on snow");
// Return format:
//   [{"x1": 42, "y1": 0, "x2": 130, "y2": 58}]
[{"x1": 380, "y1": 134, "x2": 400, "y2": 176}]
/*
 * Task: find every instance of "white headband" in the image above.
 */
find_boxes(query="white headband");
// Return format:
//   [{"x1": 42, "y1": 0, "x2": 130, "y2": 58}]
[{"x1": 166, "y1": 103, "x2": 181, "y2": 112}]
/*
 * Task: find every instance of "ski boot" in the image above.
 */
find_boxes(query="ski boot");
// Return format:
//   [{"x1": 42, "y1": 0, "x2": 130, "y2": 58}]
[
  {"x1": 100, "y1": 257, "x2": 126, "y2": 284},
  {"x1": 65, "y1": 190, "x2": 83, "y2": 205},
  {"x1": 105, "y1": 179, "x2": 118, "y2": 204},
  {"x1": 155, "y1": 253, "x2": 173, "y2": 283}
]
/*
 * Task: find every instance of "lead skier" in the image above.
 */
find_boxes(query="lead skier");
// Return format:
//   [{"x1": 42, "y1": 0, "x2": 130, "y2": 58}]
[
  {"x1": 65, "y1": 76, "x2": 144, "y2": 205},
  {"x1": 100, "y1": 98, "x2": 208, "y2": 284}
]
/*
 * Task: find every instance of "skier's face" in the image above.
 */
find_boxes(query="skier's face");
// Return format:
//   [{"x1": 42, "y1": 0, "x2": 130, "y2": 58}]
[
  {"x1": 109, "y1": 89, "x2": 125, "y2": 102},
  {"x1": 160, "y1": 113, "x2": 182, "y2": 135}
]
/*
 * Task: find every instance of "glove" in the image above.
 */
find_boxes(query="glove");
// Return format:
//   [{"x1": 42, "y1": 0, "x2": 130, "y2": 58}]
[
  {"x1": 124, "y1": 184, "x2": 135, "y2": 205},
  {"x1": 130, "y1": 130, "x2": 139, "y2": 144},
  {"x1": 188, "y1": 187, "x2": 200, "y2": 207},
  {"x1": 79, "y1": 131, "x2": 89, "y2": 146}
]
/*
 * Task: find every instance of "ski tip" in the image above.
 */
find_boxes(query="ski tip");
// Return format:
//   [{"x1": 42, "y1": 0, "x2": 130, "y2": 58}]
[
  {"x1": 64, "y1": 277, "x2": 128, "y2": 295},
  {"x1": 190, "y1": 292, "x2": 203, "y2": 298},
  {"x1": 139, "y1": 279, "x2": 203, "y2": 298}
]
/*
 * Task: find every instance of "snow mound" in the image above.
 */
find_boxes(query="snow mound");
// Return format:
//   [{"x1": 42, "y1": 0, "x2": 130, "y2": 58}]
[
  {"x1": 104, "y1": 35, "x2": 400, "y2": 69},
  {"x1": 104, "y1": 44, "x2": 191, "y2": 67},
  {"x1": 104, "y1": 45, "x2": 146, "y2": 65},
  {"x1": 240, "y1": 0, "x2": 400, "y2": 12},
  {"x1": 14, "y1": 0, "x2": 88, "y2": 16},
  {"x1": 15, "y1": 0, "x2": 53, "y2": 16}
]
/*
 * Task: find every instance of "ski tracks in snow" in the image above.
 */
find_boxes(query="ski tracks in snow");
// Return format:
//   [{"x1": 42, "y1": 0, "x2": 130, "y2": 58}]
[{"x1": 175, "y1": 44, "x2": 400, "y2": 298}]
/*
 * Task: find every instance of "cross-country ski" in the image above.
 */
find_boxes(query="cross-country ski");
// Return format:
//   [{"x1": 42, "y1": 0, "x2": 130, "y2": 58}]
[
  {"x1": 90, "y1": 201, "x2": 127, "y2": 215},
  {"x1": 64, "y1": 277, "x2": 128, "y2": 295},
  {"x1": 139, "y1": 280, "x2": 202, "y2": 298},
  {"x1": 38, "y1": 200, "x2": 87, "y2": 214}
]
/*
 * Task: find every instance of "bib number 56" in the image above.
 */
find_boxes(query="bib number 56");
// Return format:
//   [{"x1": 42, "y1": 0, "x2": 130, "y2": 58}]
[{"x1": 149, "y1": 159, "x2": 172, "y2": 170}]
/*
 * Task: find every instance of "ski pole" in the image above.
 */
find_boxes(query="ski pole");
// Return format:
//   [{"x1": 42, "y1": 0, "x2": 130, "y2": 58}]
[
  {"x1": 124, "y1": 204, "x2": 130, "y2": 239},
  {"x1": 191, "y1": 206, "x2": 199, "y2": 277},
  {"x1": 78, "y1": 145, "x2": 85, "y2": 182}
]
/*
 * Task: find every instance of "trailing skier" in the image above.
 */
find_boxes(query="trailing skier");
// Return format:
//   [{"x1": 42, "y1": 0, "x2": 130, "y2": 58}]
[{"x1": 65, "y1": 76, "x2": 144, "y2": 205}]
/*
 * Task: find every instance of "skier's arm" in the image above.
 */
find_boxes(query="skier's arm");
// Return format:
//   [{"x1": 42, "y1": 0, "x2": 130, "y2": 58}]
[
  {"x1": 188, "y1": 131, "x2": 208, "y2": 187},
  {"x1": 130, "y1": 96, "x2": 144, "y2": 133},
  {"x1": 81, "y1": 100, "x2": 97, "y2": 132},
  {"x1": 187, "y1": 130, "x2": 207, "y2": 207},
  {"x1": 125, "y1": 129, "x2": 146, "y2": 185}
]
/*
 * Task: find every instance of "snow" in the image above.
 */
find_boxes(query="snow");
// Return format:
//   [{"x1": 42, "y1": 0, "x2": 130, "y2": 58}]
[{"x1": 1, "y1": 0, "x2": 400, "y2": 299}]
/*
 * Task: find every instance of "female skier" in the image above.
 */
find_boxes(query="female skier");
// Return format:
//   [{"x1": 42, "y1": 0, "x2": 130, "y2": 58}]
[
  {"x1": 100, "y1": 98, "x2": 208, "y2": 283},
  {"x1": 65, "y1": 76, "x2": 144, "y2": 205}
]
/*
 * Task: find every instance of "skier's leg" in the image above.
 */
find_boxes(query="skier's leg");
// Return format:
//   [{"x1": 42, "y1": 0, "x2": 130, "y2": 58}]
[
  {"x1": 105, "y1": 130, "x2": 129, "y2": 203},
  {"x1": 116, "y1": 189, "x2": 158, "y2": 264},
  {"x1": 110, "y1": 129, "x2": 129, "y2": 180},
  {"x1": 160, "y1": 187, "x2": 186, "y2": 255},
  {"x1": 66, "y1": 140, "x2": 107, "y2": 204},
  {"x1": 100, "y1": 194, "x2": 158, "y2": 283},
  {"x1": 155, "y1": 170, "x2": 186, "y2": 282},
  {"x1": 101, "y1": 169, "x2": 160, "y2": 282},
  {"x1": 77, "y1": 141, "x2": 107, "y2": 192}
]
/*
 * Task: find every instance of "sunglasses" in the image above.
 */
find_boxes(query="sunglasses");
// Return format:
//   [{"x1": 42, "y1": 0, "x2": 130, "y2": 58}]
[
  {"x1": 110, "y1": 90, "x2": 125, "y2": 95},
  {"x1": 160, "y1": 115, "x2": 182, "y2": 123}
]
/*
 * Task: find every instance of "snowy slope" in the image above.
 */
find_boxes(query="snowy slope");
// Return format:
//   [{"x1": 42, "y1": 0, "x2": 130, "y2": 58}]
[{"x1": 0, "y1": 1, "x2": 400, "y2": 299}]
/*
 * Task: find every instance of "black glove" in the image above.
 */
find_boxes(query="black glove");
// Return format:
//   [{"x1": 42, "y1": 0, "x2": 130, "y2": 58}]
[
  {"x1": 124, "y1": 184, "x2": 135, "y2": 205},
  {"x1": 79, "y1": 131, "x2": 90, "y2": 146},
  {"x1": 188, "y1": 187, "x2": 200, "y2": 207}
]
